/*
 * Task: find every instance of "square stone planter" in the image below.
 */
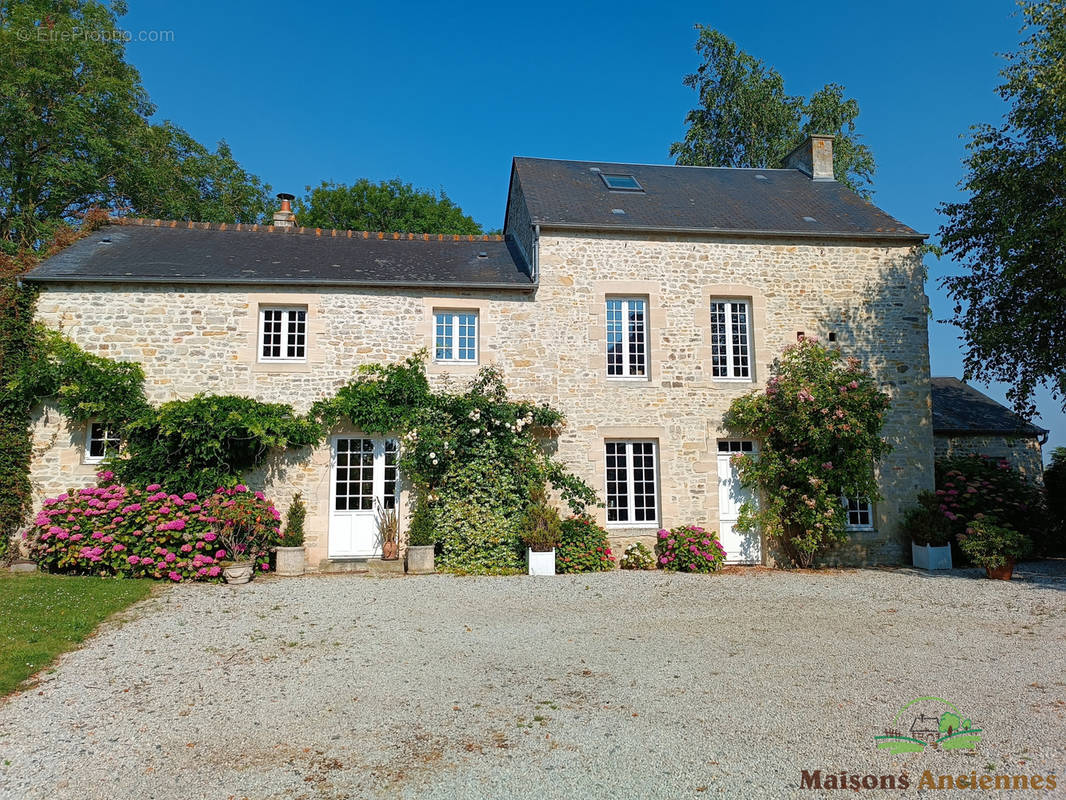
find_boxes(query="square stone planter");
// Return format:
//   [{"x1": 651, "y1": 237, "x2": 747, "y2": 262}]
[
  {"x1": 275, "y1": 546, "x2": 305, "y2": 577},
  {"x1": 527, "y1": 548, "x2": 556, "y2": 576},
  {"x1": 912, "y1": 542, "x2": 952, "y2": 570},
  {"x1": 405, "y1": 545, "x2": 435, "y2": 575}
]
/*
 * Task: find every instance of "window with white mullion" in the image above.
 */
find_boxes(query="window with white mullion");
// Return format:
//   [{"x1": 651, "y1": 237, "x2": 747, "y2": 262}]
[
  {"x1": 843, "y1": 496, "x2": 873, "y2": 530},
  {"x1": 84, "y1": 422, "x2": 121, "y2": 464},
  {"x1": 710, "y1": 300, "x2": 752, "y2": 380},
  {"x1": 605, "y1": 440, "x2": 659, "y2": 526},
  {"x1": 434, "y1": 311, "x2": 478, "y2": 362},
  {"x1": 259, "y1": 307, "x2": 306, "y2": 361},
  {"x1": 606, "y1": 298, "x2": 648, "y2": 378}
]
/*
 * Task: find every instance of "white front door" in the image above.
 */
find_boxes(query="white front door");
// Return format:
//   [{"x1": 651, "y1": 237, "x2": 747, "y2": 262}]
[
  {"x1": 717, "y1": 440, "x2": 760, "y2": 564},
  {"x1": 329, "y1": 436, "x2": 398, "y2": 558}
]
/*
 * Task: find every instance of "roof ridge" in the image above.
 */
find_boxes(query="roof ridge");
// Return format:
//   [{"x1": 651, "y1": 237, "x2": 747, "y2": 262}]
[{"x1": 110, "y1": 216, "x2": 505, "y2": 242}]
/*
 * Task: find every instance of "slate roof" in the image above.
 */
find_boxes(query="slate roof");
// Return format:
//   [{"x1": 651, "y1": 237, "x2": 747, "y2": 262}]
[
  {"x1": 510, "y1": 157, "x2": 925, "y2": 240},
  {"x1": 23, "y1": 219, "x2": 533, "y2": 290},
  {"x1": 930, "y1": 377, "x2": 1047, "y2": 437}
]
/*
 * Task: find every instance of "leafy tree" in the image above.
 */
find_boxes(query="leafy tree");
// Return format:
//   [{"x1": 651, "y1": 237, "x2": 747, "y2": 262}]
[
  {"x1": 1045, "y1": 447, "x2": 1066, "y2": 554},
  {"x1": 671, "y1": 26, "x2": 876, "y2": 197},
  {"x1": 0, "y1": 0, "x2": 150, "y2": 248},
  {"x1": 295, "y1": 179, "x2": 483, "y2": 234},
  {"x1": 118, "y1": 122, "x2": 273, "y2": 223},
  {"x1": 939, "y1": 1, "x2": 1066, "y2": 417},
  {"x1": 0, "y1": 0, "x2": 271, "y2": 253},
  {"x1": 725, "y1": 340, "x2": 892, "y2": 567}
]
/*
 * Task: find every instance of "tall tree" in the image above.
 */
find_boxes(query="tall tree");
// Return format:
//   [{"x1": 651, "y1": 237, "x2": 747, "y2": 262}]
[
  {"x1": 0, "y1": 0, "x2": 271, "y2": 253},
  {"x1": 295, "y1": 179, "x2": 482, "y2": 234},
  {"x1": 671, "y1": 26, "x2": 875, "y2": 197},
  {"x1": 939, "y1": 1, "x2": 1066, "y2": 417},
  {"x1": 118, "y1": 122, "x2": 272, "y2": 223},
  {"x1": 0, "y1": 0, "x2": 149, "y2": 248}
]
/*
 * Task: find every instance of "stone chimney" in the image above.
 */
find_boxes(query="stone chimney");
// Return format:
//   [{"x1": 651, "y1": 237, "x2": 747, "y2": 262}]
[
  {"x1": 273, "y1": 193, "x2": 297, "y2": 228},
  {"x1": 781, "y1": 134, "x2": 835, "y2": 181}
]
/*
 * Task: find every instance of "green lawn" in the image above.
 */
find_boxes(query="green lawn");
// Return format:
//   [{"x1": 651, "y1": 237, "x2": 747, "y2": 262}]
[{"x1": 0, "y1": 573, "x2": 153, "y2": 696}]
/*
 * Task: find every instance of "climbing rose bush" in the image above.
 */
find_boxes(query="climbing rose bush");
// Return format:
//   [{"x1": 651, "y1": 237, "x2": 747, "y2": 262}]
[
  {"x1": 555, "y1": 517, "x2": 614, "y2": 573},
  {"x1": 725, "y1": 339, "x2": 891, "y2": 568},
  {"x1": 655, "y1": 525, "x2": 726, "y2": 573},
  {"x1": 26, "y1": 473, "x2": 281, "y2": 581}
]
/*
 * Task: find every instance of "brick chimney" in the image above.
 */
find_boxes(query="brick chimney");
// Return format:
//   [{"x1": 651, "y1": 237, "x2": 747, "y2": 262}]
[
  {"x1": 273, "y1": 193, "x2": 297, "y2": 228},
  {"x1": 781, "y1": 134, "x2": 835, "y2": 181}
]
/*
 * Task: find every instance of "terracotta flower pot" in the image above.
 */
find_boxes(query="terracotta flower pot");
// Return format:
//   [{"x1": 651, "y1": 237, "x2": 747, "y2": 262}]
[
  {"x1": 985, "y1": 559, "x2": 1015, "y2": 581},
  {"x1": 382, "y1": 540, "x2": 398, "y2": 560}
]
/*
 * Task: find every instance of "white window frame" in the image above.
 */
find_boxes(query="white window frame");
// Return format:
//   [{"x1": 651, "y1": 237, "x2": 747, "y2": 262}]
[
  {"x1": 433, "y1": 310, "x2": 479, "y2": 363},
  {"x1": 258, "y1": 306, "x2": 307, "y2": 362},
  {"x1": 605, "y1": 297, "x2": 649, "y2": 380},
  {"x1": 709, "y1": 299, "x2": 753, "y2": 381},
  {"x1": 84, "y1": 421, "x2": 120, "y2": 464},
  {"x1": 843, "y1": 496, "x2": 874, "y2": 531},
  {"x1": 604, "y1": 439, "x2": 659, "y2": 528}
]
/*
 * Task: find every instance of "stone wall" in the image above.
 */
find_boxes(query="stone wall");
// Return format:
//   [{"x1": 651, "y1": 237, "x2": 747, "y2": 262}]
[
  {"x1": 27, "y1": 229, "x2": 935, "y2": 567},
  {"x1": 934, "y1": 434, "x2": 1045, "y2": 483}
]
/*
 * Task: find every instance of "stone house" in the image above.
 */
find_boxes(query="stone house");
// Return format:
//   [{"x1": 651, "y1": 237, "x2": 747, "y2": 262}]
[
  {"x1": 23, "y1": 135, "x2": 934, "y2": 567},
  {"x1": 930, "y1": 377, "x2": 1047, "y2": 481}
]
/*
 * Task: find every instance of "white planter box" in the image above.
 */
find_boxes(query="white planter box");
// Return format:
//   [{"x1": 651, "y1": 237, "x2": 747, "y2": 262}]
[
  {"x1": 527, "y1": 548, "x2": 556, "y2": 576},
  {"x1": 912, "y1": 542, "x2": 952, "y2": 570}
]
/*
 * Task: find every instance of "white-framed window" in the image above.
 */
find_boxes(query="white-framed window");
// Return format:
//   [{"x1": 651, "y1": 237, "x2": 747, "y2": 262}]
[
  {"x1": 717, "y1": 440, "x2": 755, "y2": 454},
  {"x1": 84, "y1": 422, "x2": 121, "y2": 464},
  {"x1": 710, "y1": 299, "x2": 752, "y2": 380},
  {"x1": 843, "y1": 496, "x2": 873, "y2": 530},
  {"x1": 259, "y1": 307, "x2": 307, "y2": 361},
  {"x1": 605, "y1": 440, "x2": 659, "y2": 526},
  {"x1": 606, "y1": 297, "x2": 648, "y2": 378},
  {"x1": 434, "y1": 310, "x2": 478, "y2": 363}
]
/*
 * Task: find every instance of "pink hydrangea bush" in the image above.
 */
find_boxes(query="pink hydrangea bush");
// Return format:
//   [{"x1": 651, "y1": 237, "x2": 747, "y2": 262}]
[
  {"x1": 26, "y1": 472, "x2": 281, "y2": 581},
  {"x1": 654, "y1": 525, "x2": 726, "y2": 573}
]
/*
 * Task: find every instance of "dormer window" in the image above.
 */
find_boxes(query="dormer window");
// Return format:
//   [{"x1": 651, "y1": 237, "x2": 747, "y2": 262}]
[{"x1": 601, "y1": 174, "x2": 643, "y2": 192}]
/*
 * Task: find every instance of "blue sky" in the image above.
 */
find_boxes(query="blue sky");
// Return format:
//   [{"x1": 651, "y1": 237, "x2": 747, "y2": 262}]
[{"x1": 121, "y1": 0, "x2": 1063, "y2": 459}]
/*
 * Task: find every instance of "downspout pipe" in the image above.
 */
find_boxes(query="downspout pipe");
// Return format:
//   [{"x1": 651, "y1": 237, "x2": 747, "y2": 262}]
[{"x1": 532, "y1": 224, "x2": 540, "y2": 284}]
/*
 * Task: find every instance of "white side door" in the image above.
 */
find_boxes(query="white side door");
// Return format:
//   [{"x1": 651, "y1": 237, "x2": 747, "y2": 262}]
[
  {"x1": 717, "y1": 440, "x2": 760, "y2": 564},
  {"x1": 329, "y1": 437, "x2": 398, "y2": 558}
]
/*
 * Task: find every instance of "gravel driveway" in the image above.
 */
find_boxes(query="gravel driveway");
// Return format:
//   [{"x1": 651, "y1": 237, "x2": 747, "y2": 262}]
[{"x1": 1, "y1": 563, "x2": 1064, "y2": 800}]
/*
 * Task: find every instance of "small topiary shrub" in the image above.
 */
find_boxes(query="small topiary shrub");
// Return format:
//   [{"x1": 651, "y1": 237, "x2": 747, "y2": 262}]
[
  {"x1": 556, "y1": 517, "x2": 614, "y2": 573},
  {"x1": 899, "y1": 491, "x2": 953, "y2": 547},
  {"x1": 619, "y1": 542, "x2": 655, "y2": 570},
  {"x1": 26, "y1": 473, "x2": 281, "y2": 581},
  {"x1": 517, "y1": 493, "x2": 563, "y2": 553},
  {"x1": 957, "y1": 516, "x2": 1031, "y2": 570},
  {"x1": 655, "y1": 525, "x2": 726, "y2": 573},
  {"x1": 406, "y1": 498, "x2": 436, "y2": 547},
  {"x1": 280, "y1": 493, "x2": 306, "y2": 547}
]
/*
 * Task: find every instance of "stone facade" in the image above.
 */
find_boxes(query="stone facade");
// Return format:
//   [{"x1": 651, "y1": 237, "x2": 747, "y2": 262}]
[
  {"x1": 27, "y1": 226, "x2": 935, "y2": 567},
  {"x1": 934, "y1": 434, "x2": 1044, "y2": 483}
]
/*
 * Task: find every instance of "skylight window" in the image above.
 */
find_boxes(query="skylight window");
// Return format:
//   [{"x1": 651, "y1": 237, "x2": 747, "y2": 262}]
[{"x1": 601, "y1": 174, "x2": 643, "y2": 192}]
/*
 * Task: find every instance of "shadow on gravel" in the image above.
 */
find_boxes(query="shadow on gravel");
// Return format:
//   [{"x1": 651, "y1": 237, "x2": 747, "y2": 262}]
[{"x1": 891, "y1": 558, "x2": 1066, "y2": 591}]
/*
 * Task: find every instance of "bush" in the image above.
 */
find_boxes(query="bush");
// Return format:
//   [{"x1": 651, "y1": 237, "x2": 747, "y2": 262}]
[
  {"x1": 280, "y1": 493, "x2": 306, "y2": 547},
  {"x1": 619, "y1": 542, "x2": 655, "y2": 570},
  {"x1": 1042, "y1": 447, "x2": 1066, "y2": 556},
  {"x1": 433, "y1": 497, "x2": 522, "y2": 574},
  {"x1": 957, "y1": 517, "x2": 1031, "y2": 570},
  {"x1": 934, "y1": 455, "x2": 1047, "y2": 553},
  {"x1": 406, "y1": 498, "x2": 436, "y2": 547},
  {"x1": 725, "y1": 339, "x2": 891, "y2": 567},
  {"x1": 556, "y1": 517, "x2": 614, "y2": 573},
  {"x1": 655, "y1": 525, "x2": 726, "y2": 573},
  {"x1": 517, "y1": 493, "x2": 563, "y2": 552},
  {"x1": 899, "y1": 491, "x2": 953, "y2": 547},
  {"x1": 26, "y1": 473, "x2": 281, "y2": 581}
]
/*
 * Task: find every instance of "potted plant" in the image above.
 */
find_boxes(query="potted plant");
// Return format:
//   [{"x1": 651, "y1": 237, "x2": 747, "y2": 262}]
[
  {"x1": 275, "y1": 493, "x2": 306, "y2": 576},
  {"x1": 957, "y1": 517, "x2": 1031, "y2": 580},
  {"x1": 209, "y1": 488, "x2": 276, "y2": 585},
  {"x1": 900, "y1": 492, "x2": 953, "y2": 570},
  {"x1": 518, "y1": 491, "x2": 562, "y2": 576},
  {"x1": 405, "y1": 499, "x2": 436, "y2": 574},
  {"x1": 376, "y1": 498, "x2": 399, "y2": 560}
]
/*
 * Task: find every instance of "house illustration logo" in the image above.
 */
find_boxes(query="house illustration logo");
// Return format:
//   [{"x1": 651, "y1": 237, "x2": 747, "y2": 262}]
[{"x1": 875, "y1": 696, "x2": 982, "y2": 753}]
